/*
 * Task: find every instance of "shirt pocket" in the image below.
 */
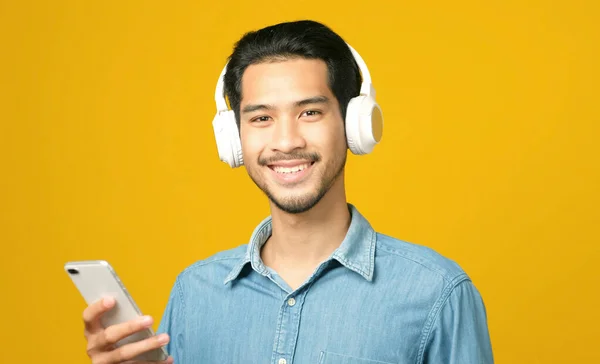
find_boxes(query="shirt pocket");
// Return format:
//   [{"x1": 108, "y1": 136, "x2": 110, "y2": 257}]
[{"x1": 318, "y1": 351, "x2": 395, "y2": 364}]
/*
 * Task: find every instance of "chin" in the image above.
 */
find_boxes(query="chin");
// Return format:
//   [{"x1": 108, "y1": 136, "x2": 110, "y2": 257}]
[
  {"x1": 270, "y1": 196, "x2": 322, "y2": 214},
  {"x1": 266, "y1": 187, "x2": 326, "y2": 214}
]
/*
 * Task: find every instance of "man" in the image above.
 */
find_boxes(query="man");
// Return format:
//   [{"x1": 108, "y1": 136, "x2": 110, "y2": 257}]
[{"x1": 81, "y1": 20, "x2": 494, "y2": 364}]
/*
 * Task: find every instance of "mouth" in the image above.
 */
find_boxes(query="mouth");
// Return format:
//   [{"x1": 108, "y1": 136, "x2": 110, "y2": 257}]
[{"x1": 267, "y1": 160, "x2": 315, "y2": 184}]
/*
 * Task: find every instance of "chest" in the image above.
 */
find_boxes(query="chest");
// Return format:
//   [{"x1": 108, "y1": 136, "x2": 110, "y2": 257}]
[{"x1": 178, "y1": 269, "x2": 432, "y2": 364}]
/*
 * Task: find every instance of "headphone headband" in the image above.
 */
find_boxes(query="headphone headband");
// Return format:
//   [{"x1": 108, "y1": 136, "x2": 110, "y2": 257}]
[
  {"x1": 214, "y1": 64, "x2": 229, "y2": 112},
  {"x1": 345, "y1": 44, "x2": 373, "y2": 96},
  {"x1": 214, "y1": 42, "x2": 374, "y2": 113}
]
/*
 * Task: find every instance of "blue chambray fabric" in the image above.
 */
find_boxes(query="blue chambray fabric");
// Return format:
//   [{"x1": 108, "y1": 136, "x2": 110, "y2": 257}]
[{"x1": 157, "y1": 204, "x2": 493, "y2": 364}]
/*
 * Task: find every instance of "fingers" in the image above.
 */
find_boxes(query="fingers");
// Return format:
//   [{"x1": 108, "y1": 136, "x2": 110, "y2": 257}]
[
  {"x1": 95, "y1": 333, "x2": 171, "y2": 363},
  {"x1": 97, "y1": 315, "x2": 155, "y2": 348},
  {"x1": 82, "y1": 297, "x2": 173, "y2": 364},
  {"x1": 122, "y1": 356, "x2": 174, "y2": 364},
  {"x1": 83, "y1": 296, "x2": 116, "y2": 335}
]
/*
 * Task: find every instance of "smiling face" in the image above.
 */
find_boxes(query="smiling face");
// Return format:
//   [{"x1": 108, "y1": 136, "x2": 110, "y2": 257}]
[{"x1": 239, "y1": 58, "x2": 348, "y2": 214}]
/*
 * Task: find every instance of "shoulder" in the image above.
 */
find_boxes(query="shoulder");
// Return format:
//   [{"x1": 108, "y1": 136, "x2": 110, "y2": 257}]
[
  {"x1": 375, "y1": 232, "x2": 469, "y2": 285},
  {"x1": 176, "y1": 244, "x2": 248, "y2": 282}
]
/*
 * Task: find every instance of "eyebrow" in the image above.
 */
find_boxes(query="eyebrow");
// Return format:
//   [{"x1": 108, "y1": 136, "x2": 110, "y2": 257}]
[{"x1": 241, "y1": 96, "x2": 330, "y2": 114}]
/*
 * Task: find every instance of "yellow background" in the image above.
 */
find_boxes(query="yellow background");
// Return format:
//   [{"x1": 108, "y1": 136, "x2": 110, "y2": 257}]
[{"x1": 1, "y1": 0, "x2": 598, "y2": 362}]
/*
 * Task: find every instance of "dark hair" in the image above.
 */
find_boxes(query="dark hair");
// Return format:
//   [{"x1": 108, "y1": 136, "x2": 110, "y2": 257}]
[{"x1": 222, "y1": 20, "x2": 362, "y2": 127}]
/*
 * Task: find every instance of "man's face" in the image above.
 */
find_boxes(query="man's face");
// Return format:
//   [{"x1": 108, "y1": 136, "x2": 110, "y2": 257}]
[{"x1": 239, "y1": 58, "x2": 347, "y2": 214}]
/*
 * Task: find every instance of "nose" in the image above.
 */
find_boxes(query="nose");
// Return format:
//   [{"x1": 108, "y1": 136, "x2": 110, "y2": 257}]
[{"x1": 269, "y1": 116, "x2": 306, "y2": 153}]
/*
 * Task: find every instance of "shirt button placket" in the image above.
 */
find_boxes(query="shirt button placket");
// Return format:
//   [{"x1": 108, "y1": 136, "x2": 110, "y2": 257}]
[{"x1": 272, "y1": 291, "x2": 304, "y2": 364}]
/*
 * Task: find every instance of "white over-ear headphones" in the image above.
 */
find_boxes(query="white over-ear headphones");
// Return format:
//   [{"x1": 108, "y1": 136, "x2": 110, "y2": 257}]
[{"x1": 212, "y1": 43, "x2": 383, "y2": 168}]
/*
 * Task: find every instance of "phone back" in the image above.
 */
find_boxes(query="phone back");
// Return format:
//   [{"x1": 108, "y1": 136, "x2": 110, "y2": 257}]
[{"x1": 65, "y1": 260, "x2": 168, "y2": 361}]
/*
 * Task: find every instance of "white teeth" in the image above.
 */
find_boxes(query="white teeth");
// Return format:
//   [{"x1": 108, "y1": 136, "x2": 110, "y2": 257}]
[{"x1": 273, "y1": 163, "x2": 310, "y2": 174}]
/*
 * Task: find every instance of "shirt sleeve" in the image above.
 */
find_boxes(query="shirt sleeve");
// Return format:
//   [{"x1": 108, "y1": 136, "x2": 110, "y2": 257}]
[
  {"x1": 157, "y1": 277, "x2": 185, "y2": 363},
  {"x1": 421, "y1": 279, "x2": 494, "y2": 364}
]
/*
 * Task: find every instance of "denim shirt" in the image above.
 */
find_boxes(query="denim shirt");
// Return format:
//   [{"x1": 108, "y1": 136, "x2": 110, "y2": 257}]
[{"x1": 157, "y1": 204, "x2": 494, "y2": 364}]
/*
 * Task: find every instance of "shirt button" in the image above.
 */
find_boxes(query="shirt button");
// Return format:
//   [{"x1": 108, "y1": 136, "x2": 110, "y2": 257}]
[
  {"x1": 287, "y1": 297, "x2": 296, "y2": 306},
  {"x1": 278, "y1": 358, "x2": 287, "y2": 364}
]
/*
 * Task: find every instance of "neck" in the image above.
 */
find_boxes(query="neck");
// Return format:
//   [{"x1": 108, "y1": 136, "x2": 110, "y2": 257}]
[{"x1": 262, "y1": 178, "x2": 351, "y2": 271}]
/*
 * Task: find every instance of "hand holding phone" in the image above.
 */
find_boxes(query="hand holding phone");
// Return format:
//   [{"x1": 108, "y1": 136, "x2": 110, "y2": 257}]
[
  {"x1": 65, "y1": 260, "x2": 173, "y2": 363},
  {"x1": 82, "y1": 296, "x2": 173, "y2": 364}
]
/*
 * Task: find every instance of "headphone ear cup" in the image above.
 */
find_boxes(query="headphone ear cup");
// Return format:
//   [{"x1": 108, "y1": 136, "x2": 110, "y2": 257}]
[
  {"x1": 345, "y1": 96, "x2": 362, "y2": 155},
  {"x1": 345, "y1": 95, "x2": 383, "y2": 155},
  {"x1": 212, "y1": 110, "x2": 244, "y2": 168}
]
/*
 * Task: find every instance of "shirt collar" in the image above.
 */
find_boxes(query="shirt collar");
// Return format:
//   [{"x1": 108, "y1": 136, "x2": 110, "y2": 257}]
[{"x1": 224, "y1": 203, "x2": 376, "y2": 285}]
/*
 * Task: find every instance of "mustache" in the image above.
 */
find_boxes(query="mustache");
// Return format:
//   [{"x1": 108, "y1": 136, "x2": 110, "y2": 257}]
[{"x1": 258, "y1": 152, "x2": 321, "y2": 166}]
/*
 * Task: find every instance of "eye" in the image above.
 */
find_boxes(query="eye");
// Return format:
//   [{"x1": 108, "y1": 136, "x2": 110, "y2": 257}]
[
  {"x1": 301, "y1": 110, "x2": 322, "y2": 118},
  {"x1": 251, "y1": 116, "x2": 271, "y2": 123}
]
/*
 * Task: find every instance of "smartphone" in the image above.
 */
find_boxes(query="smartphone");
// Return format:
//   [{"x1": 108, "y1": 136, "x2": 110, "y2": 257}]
[{"x1": 64, "y1": 260, "x2": 169, "y2": 361}]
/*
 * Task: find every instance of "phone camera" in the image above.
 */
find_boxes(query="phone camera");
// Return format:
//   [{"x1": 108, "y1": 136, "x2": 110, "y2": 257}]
[{"x1": 67, "y1": 268, "x2": 79, "y2": 275}]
